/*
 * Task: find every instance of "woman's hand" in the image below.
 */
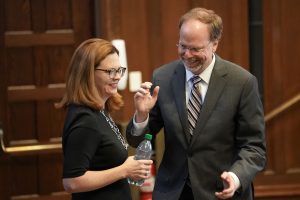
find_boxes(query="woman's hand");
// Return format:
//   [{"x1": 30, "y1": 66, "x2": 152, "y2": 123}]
[{"x1": 122, "y1": 156, "x2": 153, "y2": 181}]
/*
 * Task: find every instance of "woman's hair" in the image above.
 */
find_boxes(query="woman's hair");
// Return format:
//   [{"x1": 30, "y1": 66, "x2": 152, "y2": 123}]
[
  {"x1": 55, "y1": 38, "x2": 124, "y2": 112},
  {"x1": 179, "y1": 7, "x2": 223, "y2": 42}
]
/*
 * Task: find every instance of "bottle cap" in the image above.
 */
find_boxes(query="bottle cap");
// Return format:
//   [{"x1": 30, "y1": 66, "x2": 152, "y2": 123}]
[{"x1": 145, "y1": 134, "x2": 152, "y2": 140}]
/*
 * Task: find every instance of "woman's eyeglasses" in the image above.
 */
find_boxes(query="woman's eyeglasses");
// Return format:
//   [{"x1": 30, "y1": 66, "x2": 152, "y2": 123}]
[{"x1": 95, "y1": 67, "x2": 126, "y2": 79}]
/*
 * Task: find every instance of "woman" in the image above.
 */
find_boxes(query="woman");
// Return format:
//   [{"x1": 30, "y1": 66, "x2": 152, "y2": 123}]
[{"x1": 56, "y1": 38, "x2": 152, "y2": 200}]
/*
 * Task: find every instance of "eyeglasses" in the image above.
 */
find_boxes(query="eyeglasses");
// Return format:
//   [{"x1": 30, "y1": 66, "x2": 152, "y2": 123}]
[
  {"x1": 176, "y1": 41, "x2": 211, "y2": 54},
  {"x1": 95, "y1": 67, "x2": 126, "y2": 79}
]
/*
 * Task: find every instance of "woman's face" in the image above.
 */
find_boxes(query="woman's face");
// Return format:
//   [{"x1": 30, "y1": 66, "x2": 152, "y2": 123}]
[{"x1": 94, "y1": 52, "x2": 121, "y2": 101}]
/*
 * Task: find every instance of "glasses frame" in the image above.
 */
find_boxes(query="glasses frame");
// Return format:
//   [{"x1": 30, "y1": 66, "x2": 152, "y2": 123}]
[
  {"x1": 95, "y1": 67, "x2": 127, "y2": 79},
  {"x1": 176, "y1": 41, "x2": 211, "y2": 55}
]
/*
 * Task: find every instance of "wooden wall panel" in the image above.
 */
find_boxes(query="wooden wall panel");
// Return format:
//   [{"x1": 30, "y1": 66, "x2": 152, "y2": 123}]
[
  {"x1": 254, "y1": 0, "x2": 300, "y2": 199},
  {"x1": 38, "y1": 155, "x2": 64, "y2": 194},
  {"x1": 0, "y1": 0, "x2": 93, "y2": 199},
  {"x1": 47, "y1": 46, "x2": 74, "y2": 84},
  {"x1": 198, "y1": 0, "x2": 249, "y2": 69},
  {"x1": 160, "y1": 1, "x2": 191, "y2": 64},
  {"x1": 10, "y1": 156, "x2": 38, "y2": 195},
  {"x1": 119, "y1": 0, "x2": 151, "y2": 120},
  {"x1": 7, "y1": 48, "x2": 34, "y2": 85},
  {"x1": 8, "y1": 103, "x2": 36, "y2": 143},
  {"x1": 4, "y1": 0, "x2": 31, "y2": 30},
  {"x1": 46, "y1": 0, "x2": 72, "y2": 29}
]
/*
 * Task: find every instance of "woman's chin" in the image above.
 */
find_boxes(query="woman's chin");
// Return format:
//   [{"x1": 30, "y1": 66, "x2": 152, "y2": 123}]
[
  {"x1": 105, "y1": 88, "x2": 118, "y2": 97},
  {"x1": 110, "y1": 89, "x2": 118, "y2": 94}
]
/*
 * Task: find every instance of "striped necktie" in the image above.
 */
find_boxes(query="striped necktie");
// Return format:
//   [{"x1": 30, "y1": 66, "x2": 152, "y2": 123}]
[{"x1": 187, "y1": 75, "x2": 202, "y2": 135}]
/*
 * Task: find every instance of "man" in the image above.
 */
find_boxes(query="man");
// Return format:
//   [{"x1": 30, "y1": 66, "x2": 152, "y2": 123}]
[{"x1": 126, "y1": 7, "x2": 266, "y2": 200}]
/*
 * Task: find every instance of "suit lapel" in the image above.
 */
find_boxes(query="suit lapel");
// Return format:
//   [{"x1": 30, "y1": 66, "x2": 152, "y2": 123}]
[
  {"x1": 190, "y1": 56, "x2": 228, "y2": 147},
  {"x1": 171, "y1": 63, "x2": 190, "y2": 143}
]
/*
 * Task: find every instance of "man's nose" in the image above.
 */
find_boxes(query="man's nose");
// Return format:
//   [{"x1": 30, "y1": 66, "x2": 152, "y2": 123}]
[{"x1": 182, "y1": 49, "x2": 194, "y2": 58}]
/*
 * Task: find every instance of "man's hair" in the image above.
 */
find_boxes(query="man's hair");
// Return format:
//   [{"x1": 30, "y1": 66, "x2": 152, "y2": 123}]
[{"x1": 179, "y1": 7, "x2": 223, "y2": 41}]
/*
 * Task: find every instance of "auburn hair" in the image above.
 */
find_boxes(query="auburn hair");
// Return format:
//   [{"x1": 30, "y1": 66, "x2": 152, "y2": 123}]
[{"x1": 55, "y1": 38, "x2": 124, "y2": 112}]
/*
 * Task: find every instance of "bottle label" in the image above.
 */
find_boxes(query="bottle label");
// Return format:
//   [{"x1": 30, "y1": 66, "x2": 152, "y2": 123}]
[{"x1": 139, "y1": 176, "x2": 155, "y2": 192}]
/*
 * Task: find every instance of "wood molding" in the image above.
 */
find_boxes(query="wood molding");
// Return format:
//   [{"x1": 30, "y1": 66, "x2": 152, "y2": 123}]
[
  {"x1": 5, "y1": 30, "x2": 74, "y2": 47},
  {"x1": 255, "y1": 184, "x2": 300, "y2": 197},
  {"x1": 11, "y1": 192, "x2": 70, "y2": 200},
  {"x1": 7, "y1": 84, "x2": 65, "y2": 102}
]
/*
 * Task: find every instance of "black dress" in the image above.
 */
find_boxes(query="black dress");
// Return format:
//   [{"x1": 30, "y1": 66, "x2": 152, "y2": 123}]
[{"x1": 62, "y1": 104, "x2": 131, "y2": 200}]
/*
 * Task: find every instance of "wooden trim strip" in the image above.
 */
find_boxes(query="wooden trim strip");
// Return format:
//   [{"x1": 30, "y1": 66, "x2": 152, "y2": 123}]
[
  {"x1": 5, "y1": 29, "x2": 75, "y2": 47},
  {"x1": 265, "y1": 93, "x2": 300, "y2": 122},
  {"x1": 255, "y1": 184, "x2": 300, "y2": 197},
  {"x1": 11, "y1": 192, "x2": 70, "y2": 200},
  {"x1": 7, "y1": 85, "x2": 65, "y2": 102},
  {"x1": 0, "y1": 129, "x2": 61, "y2": 155},
  {"x1": 0, "y1": 123, "x2": 125, "y2": 156}
]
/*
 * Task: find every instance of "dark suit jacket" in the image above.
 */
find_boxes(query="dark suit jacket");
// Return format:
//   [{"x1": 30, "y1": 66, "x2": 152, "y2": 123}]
[{"x1": 126, "y1": 55, "x2": 266, "y2": 200}]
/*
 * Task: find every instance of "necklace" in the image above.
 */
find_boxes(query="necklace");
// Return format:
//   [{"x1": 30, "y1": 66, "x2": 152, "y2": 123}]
[{"x1": 100, "y1": 110, "x2": 128, "y2": 150}]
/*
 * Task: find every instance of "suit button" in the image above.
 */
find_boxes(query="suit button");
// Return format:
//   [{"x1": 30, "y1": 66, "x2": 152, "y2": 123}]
[{"x1": 187, "y1": 150, "x2": 193, "y2": 157}]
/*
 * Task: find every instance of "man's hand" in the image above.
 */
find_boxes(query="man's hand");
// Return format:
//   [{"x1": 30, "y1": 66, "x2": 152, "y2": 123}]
[
  {"x1": 215, "y1": 171, "x2": 238, "y2": 199},
  {"x1": 134, "y1": 82, "x2": 159, "y2": 123}
]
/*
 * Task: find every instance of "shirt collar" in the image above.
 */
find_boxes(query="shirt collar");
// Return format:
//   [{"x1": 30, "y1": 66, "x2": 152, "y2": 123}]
[{"x1": 185, "y1": 54, "x2": 216, "y2": 84}]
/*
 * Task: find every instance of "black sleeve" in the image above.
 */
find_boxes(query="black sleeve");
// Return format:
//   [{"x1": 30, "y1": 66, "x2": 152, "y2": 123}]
[{"x1": 63, "y1": 127, "x2": 101, "y2": 178}]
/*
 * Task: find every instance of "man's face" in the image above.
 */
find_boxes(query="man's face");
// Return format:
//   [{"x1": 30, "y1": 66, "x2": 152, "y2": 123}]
[{"x1": 178, "y1": 19, "x2": 218, "y2": 74}]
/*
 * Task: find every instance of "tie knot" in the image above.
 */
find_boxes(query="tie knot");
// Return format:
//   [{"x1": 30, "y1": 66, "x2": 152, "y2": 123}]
[{"x1": 191, "y1": 75, "x2": 201, "y2": 85}]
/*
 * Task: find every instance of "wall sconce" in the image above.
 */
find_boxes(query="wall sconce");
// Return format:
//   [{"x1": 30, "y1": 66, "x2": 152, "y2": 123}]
[{"x1": 112, "y1": 39, "x2": 128, "y2": 90}]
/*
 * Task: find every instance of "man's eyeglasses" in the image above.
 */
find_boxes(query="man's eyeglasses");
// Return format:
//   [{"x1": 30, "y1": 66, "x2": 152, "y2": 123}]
[
  {"x1": 95, "y1": 67, "x2": 126, "y2": 79},
  {"x1": 176, "y1": 41, "x2": 211, "y2": 54}
]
